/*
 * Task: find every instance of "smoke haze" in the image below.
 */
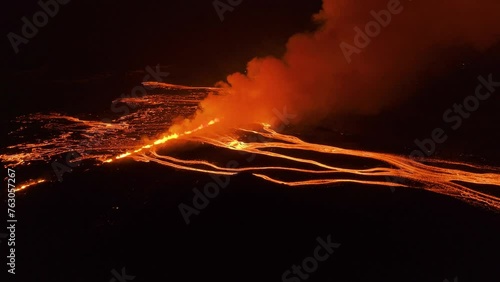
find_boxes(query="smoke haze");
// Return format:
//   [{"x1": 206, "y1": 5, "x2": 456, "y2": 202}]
[{"x1": 170, "y1": 0, "x2": 500, "y2": 133}]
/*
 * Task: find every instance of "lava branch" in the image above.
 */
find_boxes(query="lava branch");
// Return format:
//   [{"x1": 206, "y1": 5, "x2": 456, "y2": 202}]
[
  {"x1": 129, "y1": 123, "x2": 500, "y2": 212},
  {"x1": 14, "y1": 179, "x2": 47, "y2": 192},
  {"x1": 103, "y1": 118, "x2": 220, "y2": 163},
  {"x1": 4, "y1": 118, "x2": 500, "y2": 213}
]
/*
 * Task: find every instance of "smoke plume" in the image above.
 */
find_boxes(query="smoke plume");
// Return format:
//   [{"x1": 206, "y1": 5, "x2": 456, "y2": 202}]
[{"x1": 170, "y1": 0, "x2": 500, "y2": 133}]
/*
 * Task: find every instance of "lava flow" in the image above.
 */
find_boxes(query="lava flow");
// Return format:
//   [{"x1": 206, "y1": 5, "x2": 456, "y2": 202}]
[
  {"x1": 127, "y1": 122, "x2": 500, "y2": 212},
  {"x1": 104, "y1": 118, "x2": 220, "y2": 163},
  {"x1": 2, "y1": 83, "x2": 500, "y2": 212}
]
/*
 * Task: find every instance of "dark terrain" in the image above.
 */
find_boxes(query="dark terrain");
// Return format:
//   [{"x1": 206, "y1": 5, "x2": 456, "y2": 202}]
[{"x1": 5, "y1": 146, "x2": 500, "y2": 282}]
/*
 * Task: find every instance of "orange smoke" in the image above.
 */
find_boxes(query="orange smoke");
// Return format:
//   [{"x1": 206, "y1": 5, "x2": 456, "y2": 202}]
[{"x1": 170, "y1": 0, "x2": 500, "y2": 133}]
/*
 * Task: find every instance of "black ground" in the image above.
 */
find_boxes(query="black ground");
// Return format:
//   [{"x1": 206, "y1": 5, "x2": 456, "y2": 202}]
[{"x1": 5, "y1": 153, "x2": 500, "y2": 282}]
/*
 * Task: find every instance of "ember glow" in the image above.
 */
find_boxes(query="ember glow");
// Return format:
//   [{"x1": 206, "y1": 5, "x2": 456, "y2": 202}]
[
  {"x1": 15, "y1": 179, "x2": 47, "y2": 192},
  {"x1": 2, "y1": 83, "x2": 500, "y2": 213},
  {"x1": 104, "y1": 117, "x2": 219, "y2": 163}
]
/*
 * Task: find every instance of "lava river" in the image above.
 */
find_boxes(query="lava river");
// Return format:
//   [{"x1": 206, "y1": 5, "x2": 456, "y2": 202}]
[{"x1": 2, "y1": 83, "x2": 500, "y2": 212}]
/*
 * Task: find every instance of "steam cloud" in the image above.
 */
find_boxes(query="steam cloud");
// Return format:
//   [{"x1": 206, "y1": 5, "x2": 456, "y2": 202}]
[{"x1": 170, "y1": 0, "x2": 500, "y2": 133}]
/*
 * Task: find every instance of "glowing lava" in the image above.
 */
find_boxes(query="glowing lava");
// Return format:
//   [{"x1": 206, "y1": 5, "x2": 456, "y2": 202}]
[
  {"x1": 15, "y1": 179, "x2": 47, "y2": 192},
  {"x1": 2, "y1": 83, "x2": 499, "y2": 213},
  {"x1": 103, "y1": 118, "x2": 219, "y2": 163},
  {"x1": 127, "y1": 123, "x2": 500, "y2": 212}
]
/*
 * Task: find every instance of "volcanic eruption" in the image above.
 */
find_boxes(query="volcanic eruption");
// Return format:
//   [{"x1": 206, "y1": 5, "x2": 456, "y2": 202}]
[{"x1": 3, "y1": 0, "x2": 500, "y2": 212}]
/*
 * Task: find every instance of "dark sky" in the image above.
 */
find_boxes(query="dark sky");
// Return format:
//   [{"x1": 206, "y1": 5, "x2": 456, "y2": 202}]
[
  {"x1": 0, "y1": 0, "x2": 323, "y2": 120},
  {"x1": 1, "y1": 0, "x2": 322, "y2": 82}
]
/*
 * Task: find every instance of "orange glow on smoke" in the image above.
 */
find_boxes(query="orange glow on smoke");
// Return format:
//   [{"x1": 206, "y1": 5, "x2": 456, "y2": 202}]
[
  {"x1": 2, "y1": 84, "x2": 499, "y2": 214},
  {"x1": 167, "y1": 0, "x2": 500, "y2": 136}
]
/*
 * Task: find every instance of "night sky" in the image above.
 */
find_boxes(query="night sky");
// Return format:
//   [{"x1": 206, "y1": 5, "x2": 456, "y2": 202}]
[
  {"x1": 1, "y1": 0, "x2": 325, "y2": 123},
  {"x1": 2, "y1": 0, "x2": 321, "y2": 81}
]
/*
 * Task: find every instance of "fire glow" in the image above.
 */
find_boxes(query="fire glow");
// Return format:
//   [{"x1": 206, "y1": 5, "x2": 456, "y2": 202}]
[
  {"x1": 3, "y1": 0, "x2": 500, "y2": 212},
  {"x1": 127, "y1": 122, "x2": 500, "y2": 212},
  {"x1": 104, "y1": 118, "x2": 219, "y2": 163},
  {"x1": 2, "y1": 84, "x2": 500, "y2": 213}
]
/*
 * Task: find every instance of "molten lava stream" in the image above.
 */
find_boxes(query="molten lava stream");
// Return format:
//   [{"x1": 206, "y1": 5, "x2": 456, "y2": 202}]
[
  {"x1": 123, "y1": 123, "x2": 500, "y2": 212},
  {"x1": 5, "y1": 117, "x2": 500, "y2": 212}
]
